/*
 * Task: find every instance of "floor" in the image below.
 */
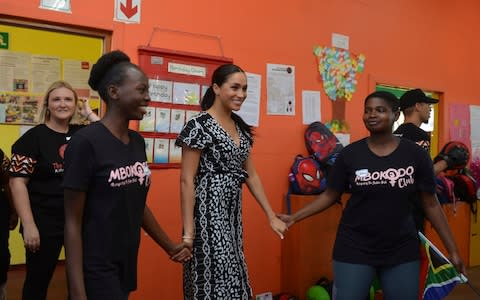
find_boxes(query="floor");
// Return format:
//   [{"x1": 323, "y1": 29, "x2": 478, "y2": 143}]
[{"x1": 3, "y1": 264, "x2": 480, "y2": 299}]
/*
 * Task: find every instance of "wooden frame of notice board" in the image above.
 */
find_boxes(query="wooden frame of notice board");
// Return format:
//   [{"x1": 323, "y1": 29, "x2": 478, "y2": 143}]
[{"x1": 138, "y1": 46, "x2": 232, "y2": 169}]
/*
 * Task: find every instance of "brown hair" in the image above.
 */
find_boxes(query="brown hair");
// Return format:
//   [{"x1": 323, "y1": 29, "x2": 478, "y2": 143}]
[{"x1": 39, "y1": 80, "x2": 78, "y2": 123}]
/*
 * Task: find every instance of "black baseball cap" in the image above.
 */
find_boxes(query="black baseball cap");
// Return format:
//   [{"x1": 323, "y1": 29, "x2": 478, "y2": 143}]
[{"x1": 399, "y1": 88, "x2": 438, "y2": 110}]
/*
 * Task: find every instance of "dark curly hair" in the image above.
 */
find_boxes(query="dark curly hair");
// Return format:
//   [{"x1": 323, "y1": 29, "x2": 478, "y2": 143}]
[{"x1": 88, "y1": 50, "x2": 140, "y2": 103}]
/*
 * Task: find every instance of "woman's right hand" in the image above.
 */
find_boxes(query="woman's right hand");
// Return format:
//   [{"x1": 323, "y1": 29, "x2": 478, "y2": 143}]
[{"x1": 22, "y1": 223, "x2": 40, "y2": 252}]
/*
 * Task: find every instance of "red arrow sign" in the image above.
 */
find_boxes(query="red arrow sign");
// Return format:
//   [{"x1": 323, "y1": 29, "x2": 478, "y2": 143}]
[{"x1": 120, "y1": 0, "x2": 138, "y2": 19}]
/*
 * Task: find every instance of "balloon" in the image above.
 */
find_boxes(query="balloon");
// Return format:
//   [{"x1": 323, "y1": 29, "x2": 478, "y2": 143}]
[{"x1": 306, "y1": 286, "x2": 330, "y2": 300}]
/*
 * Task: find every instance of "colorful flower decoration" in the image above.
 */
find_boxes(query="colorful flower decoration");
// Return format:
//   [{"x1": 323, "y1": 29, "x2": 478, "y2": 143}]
[
  {"x1": 325, "y1": 119, "x2": 349, "y2": 134},
  {"x1": 314, "y1": 46, "x2": 366, "y2": 101}
]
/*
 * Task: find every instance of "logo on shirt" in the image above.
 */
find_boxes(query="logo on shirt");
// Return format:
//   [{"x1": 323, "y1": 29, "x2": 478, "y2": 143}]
[
  {"x1": 355, "y1": 166, "x2": 414, "y2": 188},
  {"x1": 108, "y1": 161, "x2": 151, "y2": 188}
]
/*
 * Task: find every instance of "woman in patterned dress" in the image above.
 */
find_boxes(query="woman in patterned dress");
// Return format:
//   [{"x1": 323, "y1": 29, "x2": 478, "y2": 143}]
[{"x1": 176, "y1": 64, "x2": 287, "y2": 299}]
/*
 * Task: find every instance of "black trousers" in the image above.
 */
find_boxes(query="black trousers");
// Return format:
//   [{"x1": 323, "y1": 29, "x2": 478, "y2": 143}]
[{"x1": 22, "y1": 234, "x2": 63, "y2": 300}]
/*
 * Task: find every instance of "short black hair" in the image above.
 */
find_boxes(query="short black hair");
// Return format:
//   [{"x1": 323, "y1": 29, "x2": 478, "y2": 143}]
[{"x1": 364, "y1": 91, "x2": 400, "y2": 112}]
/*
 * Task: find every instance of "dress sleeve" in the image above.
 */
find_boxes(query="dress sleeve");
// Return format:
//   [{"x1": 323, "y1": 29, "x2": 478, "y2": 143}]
[
  {"x1": 8, "y1": 128, "x2": 39, "y2": 177},
  {"x1": 62, "y1": 133, "x2": 95, "y2": 192},
  {"x1": 175, "y1": 117, "x2": 212, "y2": 150}
]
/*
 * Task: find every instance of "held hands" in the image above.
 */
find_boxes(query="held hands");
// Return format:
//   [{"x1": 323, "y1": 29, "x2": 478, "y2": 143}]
[
  {"x1": 277, "y1": 214, "x2": 295, "y2": 228},
  {"x1": 169, "y1": 242, "x2": 192, "y2": 263},
  {"x1": 269, "y1": 215, "x2": 288, "y2": 239},
  {"x1": 23, "y1": 223, "x2": 40, "y2": 253}
]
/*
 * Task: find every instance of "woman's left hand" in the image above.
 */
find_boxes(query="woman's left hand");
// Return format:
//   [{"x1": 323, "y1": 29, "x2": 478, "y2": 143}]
[
  {"x1": 269, "y1": 215, "x2": 287, "y2": 239},
  {"x1": 449, "y1": 252, "x2": 467, "y2": 276}
]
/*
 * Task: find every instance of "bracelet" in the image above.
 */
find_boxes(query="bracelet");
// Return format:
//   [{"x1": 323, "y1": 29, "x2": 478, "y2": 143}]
[{"x1": 182, "y1": 235, "x2": 194, "y2": 240}]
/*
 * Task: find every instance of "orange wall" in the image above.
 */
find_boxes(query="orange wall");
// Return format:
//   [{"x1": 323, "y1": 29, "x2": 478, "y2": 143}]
[{"x1": 2, "y1": 0, "x2": 480, "y2": 298}]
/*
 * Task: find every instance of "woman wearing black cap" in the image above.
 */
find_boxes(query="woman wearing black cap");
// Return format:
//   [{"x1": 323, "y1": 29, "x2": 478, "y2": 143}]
[
  {"x1": 63, "y1": 50, "x2": 191, "y2": 300},
  {"x1": 280, "y1": 91, "x2": 465, "y2": 300}
]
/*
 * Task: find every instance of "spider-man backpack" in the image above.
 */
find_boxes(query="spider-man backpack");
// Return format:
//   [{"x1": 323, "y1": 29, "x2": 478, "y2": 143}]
[
  {"x1": 289, "y1": 155, "x2": 327, "y2": 195},
  {"x1": 304, "y1": 122, "x2": 343, "y2": 165},
  {"x1": 286, "y1": 155, "x2": 327, "y2": 213}
]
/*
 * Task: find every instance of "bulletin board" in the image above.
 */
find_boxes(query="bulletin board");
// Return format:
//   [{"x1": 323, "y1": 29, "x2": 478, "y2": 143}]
[
  {"x1": 137, "y1": 46, "x2": 232, "y2": 168},
  {"x1": 0, "y1": 16, "x2": 110, "y2": 264}
]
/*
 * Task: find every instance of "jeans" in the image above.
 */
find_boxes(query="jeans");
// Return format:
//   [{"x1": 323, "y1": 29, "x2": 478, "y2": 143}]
[{"x1": 332, "y1": 259, "x2": 420, "y2": 300}]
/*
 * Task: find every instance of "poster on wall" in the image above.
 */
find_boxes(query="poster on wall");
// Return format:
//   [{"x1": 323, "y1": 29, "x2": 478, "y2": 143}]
[
  {"x1": 449, "y1": 103, "x2": 471, "y2": 147},
  {"x1": 302, "y1": 90, "x2": 321, "y2": 124},
  {"x1": 470, "y1": 105, "x2": 480, "y2": 158},
  {"x1": 236, "y1": 72, "x2": 261, "y2": 127},
  {"x1": 31, "y1": 55, "x2": 61, "y2": 93},
  {"x1": 0, "y1": 50, "x2": 31, "y2": 92},
  {"x1": 266, "y1": 63, "x2": 295, "y2": 115},
  {"x1": 0, "y1": 93, "x2": 44, "y2": 124}
]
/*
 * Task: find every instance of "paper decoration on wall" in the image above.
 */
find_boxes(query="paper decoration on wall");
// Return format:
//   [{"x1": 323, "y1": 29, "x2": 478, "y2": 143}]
[
  {"x1": 325, "y1": 119, "x2": 349, "y2": 133},
  {"x1": 313, "y1": 46, "x2": 366, "y2": 101}
]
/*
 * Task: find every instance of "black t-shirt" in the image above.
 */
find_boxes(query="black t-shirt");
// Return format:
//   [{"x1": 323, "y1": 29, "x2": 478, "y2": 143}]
[
  {"x1": 394, "y1": 122, "x2": 432, "y2": 231},
  {"x1": 394, "y1": 123, "x2": 431, "y2": 152},
  {"x1": 8, "y1": 124, "x2": 82, "y2": 237},
  {"x1": 328, "y1": 138, "x2": 435, "y2": 266},
  {"x1": 62, "y1": 122, "x2": 151, "y2": 293}
]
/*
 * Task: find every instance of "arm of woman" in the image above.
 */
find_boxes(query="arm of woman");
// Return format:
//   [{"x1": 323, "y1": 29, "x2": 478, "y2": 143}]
[
  {"x1": 141, "y1": 205, "x2": 192, "y2": 262},
  {"x1": 77, "y1": 98, "x2": 100, "y2": 122},
  {"x1": 179, "y1": 146, "x2": 201, "y2": 246},
  {"x1": 243, "y1": 157, "x2": 287, "y2": 239},
  {"x1": 421, "y1": 191, "x2": 466, "y2": 274},
  {"x1": 64, "y1": 189, "x2": 87, "y2": 300},
  {"x1": 9, "y1": 176, "x2": 39, "y2": 252},
  {"x1": 282, "y1": 188, "x2": 341, "y2": 227}
]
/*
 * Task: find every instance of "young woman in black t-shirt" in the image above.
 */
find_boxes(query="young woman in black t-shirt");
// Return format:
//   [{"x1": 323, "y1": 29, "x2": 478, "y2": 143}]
[
  {"x1": 8, "y1": 80, "x2": 99, "y2": 300},
  {"x1": 279, "y1": 91, "x2": 465, "y2": 300},
  {"x1": 63, "y1": 51, "x2": 191, "y2": 300}
]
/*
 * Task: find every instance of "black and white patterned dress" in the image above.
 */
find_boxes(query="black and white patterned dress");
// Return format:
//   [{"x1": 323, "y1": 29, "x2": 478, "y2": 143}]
[{"x1": 176, "y1": 112, "x2": 253, "y2": 300}]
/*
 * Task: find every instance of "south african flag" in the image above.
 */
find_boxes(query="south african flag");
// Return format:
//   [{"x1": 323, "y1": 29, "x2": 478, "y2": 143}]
[{"x1": 418, "y1": 232, "x2": 467, "y2": 300}]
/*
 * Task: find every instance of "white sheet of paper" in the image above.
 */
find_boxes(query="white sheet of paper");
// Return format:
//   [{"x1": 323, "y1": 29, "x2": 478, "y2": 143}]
[
  {"x1": 266, "y1": 64, "x2": 295, "y2": 115},
  {"x1": 302, "y1": 90, "x2": 321, "y2": 124},
  {"x1": 469, "y1": 105, "x2": 480, "y2": 141},
  {"x1": 236, "y1": 72, "x2": 261, "y2": 127}
]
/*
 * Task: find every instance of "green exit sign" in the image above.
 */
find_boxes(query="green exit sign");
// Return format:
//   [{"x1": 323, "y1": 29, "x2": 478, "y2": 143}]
[{"x1": 0, "y1": 32, "x2": 9, "y2": 49}]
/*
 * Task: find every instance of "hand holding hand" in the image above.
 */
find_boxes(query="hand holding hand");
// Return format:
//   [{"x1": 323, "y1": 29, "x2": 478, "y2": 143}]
[
  {"x1": 269, "y1": 215, "x2": 287, "y2": 239},
  {"x1": 170, "y1": 242, "x2": 193, "y2": 263},
  {"x1": 23, "y1": 223, "x2": 40, "y2": 253},
  {"x1": 277, "y1": 214, "x2": 295, "y2": 228}
]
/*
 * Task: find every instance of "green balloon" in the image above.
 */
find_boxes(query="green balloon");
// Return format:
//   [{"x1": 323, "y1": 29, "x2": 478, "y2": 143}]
[{"x1": 306, "y1": 286, "x2": 331, "y2": 300}]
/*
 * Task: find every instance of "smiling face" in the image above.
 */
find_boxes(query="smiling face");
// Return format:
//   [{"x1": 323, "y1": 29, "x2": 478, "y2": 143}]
[
  {"x1": 112, "y1": 67, "x2": 151, "y2": 120},
  {"x1": 47, "y1": 87, "x2": 77, "y2": 122},
  {"x1": 213, "y1": 71, "x2": 247, "y2": 111},
  {"x1": 363, "y1": 96, "x2": 399, "y2": 134}
]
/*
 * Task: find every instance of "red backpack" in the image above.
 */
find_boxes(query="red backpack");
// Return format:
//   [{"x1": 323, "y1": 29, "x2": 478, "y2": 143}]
[{"x1": 304, "y1": 122, "x2": 343, "y2": 165}]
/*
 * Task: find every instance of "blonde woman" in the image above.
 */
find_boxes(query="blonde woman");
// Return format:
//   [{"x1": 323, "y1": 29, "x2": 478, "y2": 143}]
[{"x1": 8, "y1": 80, "x2": 99, "y2": 300}]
